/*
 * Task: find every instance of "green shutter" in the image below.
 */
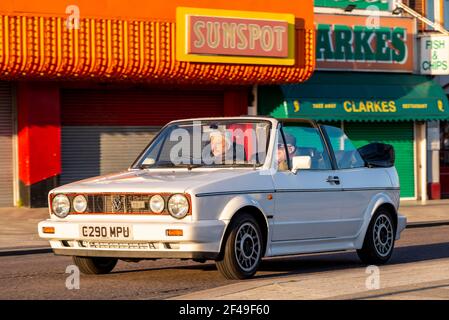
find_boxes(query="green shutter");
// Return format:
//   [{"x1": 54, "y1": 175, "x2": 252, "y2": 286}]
[{"x1": 344, "y1": 122, "x2": 415, "y2": 198}]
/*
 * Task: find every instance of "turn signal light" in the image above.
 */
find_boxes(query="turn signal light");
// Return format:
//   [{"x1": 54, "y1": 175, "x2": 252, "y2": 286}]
[
  {"x1": 166, "y1": 229, "x2": 183, "y2": 237},
  {"x1": 42, "y1": 226, "x2": 55, "y2": 234}
]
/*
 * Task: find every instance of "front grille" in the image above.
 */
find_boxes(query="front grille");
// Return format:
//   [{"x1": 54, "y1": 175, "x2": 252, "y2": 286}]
[
  {"x1": 78, "y1": 241, "x2": 180, "y2": 250},
  {"x1": 80, "y1": 241, "x2": 161, "y2": 250},
  {"x1": 125, "y1": 195, "x2": 152, "y2": 213},
  {"x1": 53, "y1": 193, "x2": 192, "y2": 215},
  {"x1": 66, "y1": 194, "x2": 173, "y2": 214}
]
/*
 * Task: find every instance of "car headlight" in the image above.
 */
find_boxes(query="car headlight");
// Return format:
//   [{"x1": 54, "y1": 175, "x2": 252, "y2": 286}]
[
  {"x1": 167, "y1": 194, "x2": 189, "y2": 219},
  {"x1": 52, "y1": 194, "x2": 70, "y2": 218},
  {"x1": 149, "y1": 194, "x2": 165, "y2": 213},
  {"x1": 73, "y1": 195, "x2": 87, "y2": 213}
]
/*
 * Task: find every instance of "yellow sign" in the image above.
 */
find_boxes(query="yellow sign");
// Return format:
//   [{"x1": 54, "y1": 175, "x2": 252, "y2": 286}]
[
  {"x1": 343, "y1": 100, "x2": 397, "y2": 113},
  {"x1": 176, "y1": 7, "x2": 296, "y2": 65}
]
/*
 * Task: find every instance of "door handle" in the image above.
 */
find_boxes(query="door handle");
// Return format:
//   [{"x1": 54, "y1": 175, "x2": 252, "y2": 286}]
[{"x1": 326, "y1": 176, "x2": 340, "y2": 185}]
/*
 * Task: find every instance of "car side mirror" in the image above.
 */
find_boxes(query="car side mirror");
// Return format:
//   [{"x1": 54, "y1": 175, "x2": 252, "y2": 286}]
[
  {"x1": 142, "y1": 158, "x2": 155, "y2": 166},
  {"x1": 291, "y1": 156, "x2": 312, "y2": 174}
]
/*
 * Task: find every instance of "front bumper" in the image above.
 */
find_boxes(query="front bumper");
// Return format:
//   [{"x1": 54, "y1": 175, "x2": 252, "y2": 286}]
[
  {"x1": 38, "y1": 218, "x2": 226, "y2": 260},
  {"x1": 396, "y1": 213, "x2": 407, "y2": 240}
]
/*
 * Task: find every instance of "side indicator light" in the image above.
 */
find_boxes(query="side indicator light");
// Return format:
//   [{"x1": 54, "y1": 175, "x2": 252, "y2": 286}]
[
  {"x1": 43, "y1": 226, "x2": 55, "y2": 234},
  {"x1": 166, "y1": 229, "x2": 183, "y2": 237}
]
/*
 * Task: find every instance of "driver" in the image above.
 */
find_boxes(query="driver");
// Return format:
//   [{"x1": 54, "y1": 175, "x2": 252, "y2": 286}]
[
  {"x1": 207, "y1": 129, "x2": 246, "y2": 164},
  {"x1": 277, "y1": 133, "x2": 297, "y2": 171}
]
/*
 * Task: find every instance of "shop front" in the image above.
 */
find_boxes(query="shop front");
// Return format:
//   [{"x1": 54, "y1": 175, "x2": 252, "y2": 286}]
[
  {"x1": 259, "y1": 13, "x2": 449, "y2": 200},
  {"x1": 0, "y1": 0, "x2": 315, "y2": 207},
  {"x1": 59, "y1": 86, "x2": 243, "y2": 185},
  {"x1": 259, "y1": 72, "x2": 449, "y2": 199}
]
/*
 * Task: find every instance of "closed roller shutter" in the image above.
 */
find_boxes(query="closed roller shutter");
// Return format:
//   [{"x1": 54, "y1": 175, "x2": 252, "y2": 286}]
[
  {"x1": 344, "y1": 122, "x2": 415, "y2": 198},
  {"x1": 61, "y1": 126, "x2": 159, "y2": 185},
  {"x1": 0, "y1": 83, "x2": 13, "y2": 206},
  {"x1": 61, "y1": 88, "x2": 224, "y2": 184}
]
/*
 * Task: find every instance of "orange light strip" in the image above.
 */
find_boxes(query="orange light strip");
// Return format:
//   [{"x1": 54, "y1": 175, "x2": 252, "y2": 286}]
[
  {"x1": 0, "y1": 15, "x2": 315, "y2": 84},
  {"x1": 42, "y1": 226, "x2": 55, "y2": 234},
  {"x1": 166, "y1": 229, "x2": 183, "y2": 236}
]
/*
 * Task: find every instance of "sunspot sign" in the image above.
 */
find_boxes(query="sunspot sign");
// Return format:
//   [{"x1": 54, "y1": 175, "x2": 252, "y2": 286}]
[{"x1": 176, "y1": 7, "x2": 296, "y2": 65}]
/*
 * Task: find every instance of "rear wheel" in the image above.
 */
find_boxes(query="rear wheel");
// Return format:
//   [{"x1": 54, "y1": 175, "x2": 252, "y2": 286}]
[
  {"x1": 216, "y1": 213, "x2": 263, "y2": 280},
  {"x1": 357, "y1": 208, "x2": 396, "y2": 265},
  {"x1": 72, "y1": 256, "x2": 118, "y2": 275}
]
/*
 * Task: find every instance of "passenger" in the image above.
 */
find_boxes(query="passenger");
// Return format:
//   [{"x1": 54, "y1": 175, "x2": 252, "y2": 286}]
[{"x1": 277, "y1": 133, "x2": 297, "y2": 171}]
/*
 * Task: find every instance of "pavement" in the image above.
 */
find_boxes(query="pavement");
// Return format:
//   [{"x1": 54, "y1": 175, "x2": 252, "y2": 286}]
[
  {"x1": 1, "y1": 199, "x2": 449, "y2": 253},
  {"x1": 0, "y1": 207, "x2": 49, "y2": 253},
  {"x1": 399, "y1": 199, "x2": 449, "y2": 226}
]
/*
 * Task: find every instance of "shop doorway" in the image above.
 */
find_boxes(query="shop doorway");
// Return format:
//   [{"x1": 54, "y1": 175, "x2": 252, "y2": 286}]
[{"x1": 440, "y1": 121, "x2": 449, "y2": 198}]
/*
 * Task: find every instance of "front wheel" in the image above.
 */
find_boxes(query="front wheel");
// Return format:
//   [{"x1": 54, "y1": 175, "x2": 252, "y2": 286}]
[
  {"x1": 72, "y1": 256, "x2": 118, "y2": 275},
  {"x1": 357, "y1": 209, "x2": 396, "y2": 265},
  {"x1": 216, "y1": 213, "x2": 263, "y2": 280}
]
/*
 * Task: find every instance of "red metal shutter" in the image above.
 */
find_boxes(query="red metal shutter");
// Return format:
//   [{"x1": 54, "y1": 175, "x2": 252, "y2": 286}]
[{"x1": 61, "y1": 88, "x2": 225, "y2": 126}]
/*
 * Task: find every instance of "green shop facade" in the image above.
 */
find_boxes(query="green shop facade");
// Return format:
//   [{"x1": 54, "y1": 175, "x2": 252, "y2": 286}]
[{"x1": 258, "y1": 13, "x2": 449, "y2": 200}]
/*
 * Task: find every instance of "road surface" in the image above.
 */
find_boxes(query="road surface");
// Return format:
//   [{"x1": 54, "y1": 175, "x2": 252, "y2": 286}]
[{"x1": 1, "y1": 225, "x2": 448, "y2": 299}]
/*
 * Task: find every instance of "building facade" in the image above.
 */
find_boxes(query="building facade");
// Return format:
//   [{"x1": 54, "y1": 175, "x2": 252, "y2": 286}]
[
  {"x1": 0, "y1": 0, "x2": 315, "y2": 207},
  {"x1": 410, "y1": 0, "x2": 449, "y2": 199},
  {"x1": 259, "y1": 1, "x2": 449, "y2": 200}
]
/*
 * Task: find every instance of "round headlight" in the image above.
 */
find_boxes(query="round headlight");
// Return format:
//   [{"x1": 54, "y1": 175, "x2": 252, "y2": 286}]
[
  {"x1": 73, "y1": 195, "x2": 87, "y2": 213},
  {"x1": 52, "y1": 194, "x2": 70, "y2": 218},
  {"x1": 149, "y1": 195, "x2": 165, "y2": 213},
  {"x1": 167, "y1": 194, "x2": 189, "y2": 219}
]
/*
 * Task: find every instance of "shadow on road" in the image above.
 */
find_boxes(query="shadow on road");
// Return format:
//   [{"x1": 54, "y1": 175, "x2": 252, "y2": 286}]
[
  {"x1": 252, "y1": 241, "x2": 449, "y2": 280},
  {"x1": 111, "y1": 242, "x2": 449, "y2": 280}
]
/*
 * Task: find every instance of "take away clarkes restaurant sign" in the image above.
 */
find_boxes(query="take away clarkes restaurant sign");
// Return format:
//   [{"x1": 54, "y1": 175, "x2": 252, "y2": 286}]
[
  {"x1": 176, "y1": 7, "x2": 296, "y2": 65},
  {"x1": 315, "y1": 14, "x2": 415, "y2": 72}
]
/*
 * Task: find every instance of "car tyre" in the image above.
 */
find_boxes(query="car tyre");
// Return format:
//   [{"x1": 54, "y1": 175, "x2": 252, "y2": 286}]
[
  {"x1": 216, "y1": 213, "x2": 263, "y2": 280},
  {"x1": 357, "y1": 208, "x2": 396, "y2": 265},
  {"x1": 72, "y1": 256, "x2": 118, "y2": 274}
]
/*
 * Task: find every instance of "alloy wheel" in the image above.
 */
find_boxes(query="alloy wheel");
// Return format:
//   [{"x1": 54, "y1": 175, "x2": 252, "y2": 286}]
[
  {"x1": 234, "y1": 222, "x2": 261, "y2": 272},
  {"x1": 373, "y1": 213, "x2": 394, "y2": 257}
]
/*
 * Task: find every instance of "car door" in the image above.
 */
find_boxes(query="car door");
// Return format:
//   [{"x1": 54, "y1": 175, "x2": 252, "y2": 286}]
[
  {"x1": 271, "y1": 121, "x2": 343, "y2": 241},
  {"x1": 321, "y1": 125, "x2": 387, "y2": 238}
]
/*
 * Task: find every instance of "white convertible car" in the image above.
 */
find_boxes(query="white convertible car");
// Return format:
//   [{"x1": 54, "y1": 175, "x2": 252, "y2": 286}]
[{"x1": 39, "y1": 117, "x2": 406, "y2": 279}]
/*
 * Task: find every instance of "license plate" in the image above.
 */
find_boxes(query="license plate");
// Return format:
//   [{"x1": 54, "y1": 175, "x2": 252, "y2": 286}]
[{"x1": 79, "y1": 224, "x2": 133, "y2": 240}]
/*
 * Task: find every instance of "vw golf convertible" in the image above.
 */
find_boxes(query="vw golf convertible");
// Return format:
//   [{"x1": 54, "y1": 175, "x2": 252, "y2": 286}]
[{"x1": 39, "y1": 117, "x2": 406, "y2": 279}]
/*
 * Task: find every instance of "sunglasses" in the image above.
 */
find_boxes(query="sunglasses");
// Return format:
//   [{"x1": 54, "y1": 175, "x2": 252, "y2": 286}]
[{"x1": 277, "y1": 144, "x2": 294, "y2": 149}]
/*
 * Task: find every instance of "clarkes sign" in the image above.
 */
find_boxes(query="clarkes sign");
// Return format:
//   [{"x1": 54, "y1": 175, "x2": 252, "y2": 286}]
[
  {"x1": 176, "y1": 7, "x2": 295, "y2": 65},
  {"x1": 315, "y1": 14, "x2": 415, "y2": 72}
]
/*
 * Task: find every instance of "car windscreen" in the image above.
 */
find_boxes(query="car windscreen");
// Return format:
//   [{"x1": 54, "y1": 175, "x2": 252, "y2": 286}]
[{"x1": 133, "y1": 120, "x2": 272, "y2": 169}]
